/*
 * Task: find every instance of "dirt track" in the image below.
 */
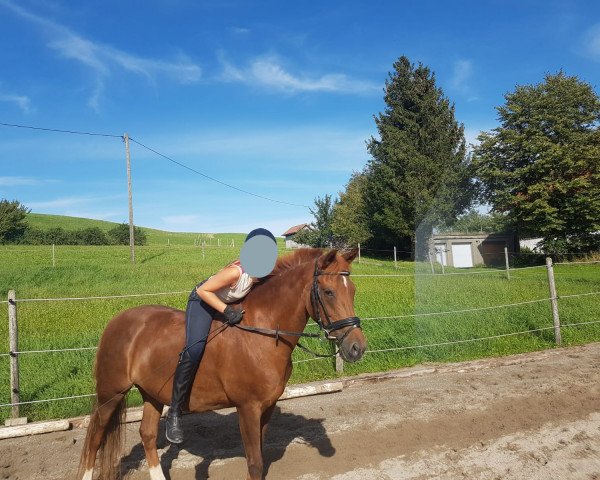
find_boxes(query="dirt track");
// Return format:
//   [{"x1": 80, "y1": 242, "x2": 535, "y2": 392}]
[{"x1": 2, "y1": 343, "x2": 600, "y2": 479}]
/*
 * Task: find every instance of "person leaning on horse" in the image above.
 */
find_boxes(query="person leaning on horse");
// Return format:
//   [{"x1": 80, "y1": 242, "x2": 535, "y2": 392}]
[
  {"x1": 77, "y1": 244, "x2": 366, "y2": 480},
  {"x1": 167, "y1": 228, "x2": 278, "y2": 444}
]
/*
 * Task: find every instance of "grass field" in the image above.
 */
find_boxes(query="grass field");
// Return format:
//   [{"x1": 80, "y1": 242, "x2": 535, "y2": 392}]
[
  {"x1": 27, "y1": 212, "x2": 248, "y2": 246},
  {"x1": 1, "y1": 215, "x2": 599, "y2": 422}
]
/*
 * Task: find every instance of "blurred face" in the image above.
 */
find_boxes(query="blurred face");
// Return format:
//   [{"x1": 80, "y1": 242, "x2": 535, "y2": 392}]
[{"x1": 240, "y1": 230, "x2": 278, "y2": 278}]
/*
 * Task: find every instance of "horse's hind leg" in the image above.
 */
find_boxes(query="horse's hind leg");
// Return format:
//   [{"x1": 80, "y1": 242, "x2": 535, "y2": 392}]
[{"x1": 139, "y1": 393, "x2": 167, "y2": 480}]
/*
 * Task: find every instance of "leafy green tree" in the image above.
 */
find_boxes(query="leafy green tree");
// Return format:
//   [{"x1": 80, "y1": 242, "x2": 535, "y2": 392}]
[
  {"x1": 45, "y1": 227, "x2": 71, "y2": 244},
  {"x1": 76, "y1": 227, "x2": 109, "y2": 245},
  {"x1": 440, "y1": 210, "x2": 512, "y2": 234},
  {"x1": 331, "y1": 172, "x2": 372, "y2": 246},
  {"x1": 294, "y1": 195, "x2": 337, "y2": 248},
  {"x1": 0, "y1": 199, "x2": 30, "y2": 243},
  {"x1": 108, "y1": 223, "x2": 147, "y2": 246},
  {"x1": 365, "y1": 56, "x2": 473, "y2": 257},
  {"x1": 472, "y1": 72, "x2": 600, "y2": 253}
]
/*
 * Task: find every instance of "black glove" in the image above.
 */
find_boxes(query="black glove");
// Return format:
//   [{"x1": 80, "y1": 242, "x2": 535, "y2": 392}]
[{"x1": 223, "y1": 305, "x2": 244, "y2": 325}]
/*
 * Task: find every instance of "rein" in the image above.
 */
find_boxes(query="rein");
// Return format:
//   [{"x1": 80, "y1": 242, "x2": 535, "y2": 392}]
[{"x1": 233, "y1": 258, "x2": 362, "y2": 358}]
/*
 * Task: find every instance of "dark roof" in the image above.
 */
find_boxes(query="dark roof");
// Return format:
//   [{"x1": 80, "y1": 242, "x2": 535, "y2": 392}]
[{"x1": 281, "y1": 223, "x2": 308, "y2": 237}]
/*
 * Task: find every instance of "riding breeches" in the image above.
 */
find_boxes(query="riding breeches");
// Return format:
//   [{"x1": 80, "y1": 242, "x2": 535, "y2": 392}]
[{"x1": 182, "y1": 283, "x2": 215, "y2": 363}]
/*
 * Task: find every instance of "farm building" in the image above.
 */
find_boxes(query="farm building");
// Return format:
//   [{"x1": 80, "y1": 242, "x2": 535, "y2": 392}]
[
  {"x1": 281, "y1": 223, "x2": 311, "y2": 248},
  {"x1": 430, "y1": 233, "x2": 516, "y2": 268}
]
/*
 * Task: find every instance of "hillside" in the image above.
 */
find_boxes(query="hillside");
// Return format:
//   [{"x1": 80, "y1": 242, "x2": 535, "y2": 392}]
[{"x1": 26, "y1": 213, "x2": 249, "y2": 246}]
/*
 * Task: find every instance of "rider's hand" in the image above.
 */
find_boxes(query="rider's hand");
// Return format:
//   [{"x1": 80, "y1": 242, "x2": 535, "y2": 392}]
[{"x1": 223, "y1": 305, "x2": 244, "y2": 325}]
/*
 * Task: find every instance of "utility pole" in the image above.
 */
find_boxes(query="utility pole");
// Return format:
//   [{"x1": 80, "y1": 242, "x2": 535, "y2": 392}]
[{"x1": 124, "y1": 133, "x2": 135, "y2": 264}]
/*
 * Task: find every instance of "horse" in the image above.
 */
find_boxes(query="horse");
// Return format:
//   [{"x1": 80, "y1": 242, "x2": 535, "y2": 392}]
[{"x1": 77, "y1": 248, "x2": 367, "y2": 480}]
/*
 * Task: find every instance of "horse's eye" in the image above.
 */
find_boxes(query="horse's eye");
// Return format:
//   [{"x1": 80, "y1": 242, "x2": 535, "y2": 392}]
[{"x1": 324, "y1": 289, "x2": 335, "y2": 297}]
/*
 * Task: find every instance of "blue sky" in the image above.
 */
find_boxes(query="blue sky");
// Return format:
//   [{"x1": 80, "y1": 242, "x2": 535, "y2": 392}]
[{"x1": 1, "y1": 0, "x2": 600, "y2": 235}]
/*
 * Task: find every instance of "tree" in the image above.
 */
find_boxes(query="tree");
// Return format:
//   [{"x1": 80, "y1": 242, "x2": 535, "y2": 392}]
[
  {"x1": 439, "y1": 210, "x2": 513, "y2": 234},
  {"x1": 365, "y1": 56, "x2": 474, "y2": 257},
  {"x1": 0, "y1": 199, "x2": 30, "y2": 243},
  {"x1": 77, "y1": 227, "x2": 109, "y2": 245},
  {"x1": 108, "y1": 223, "x2": 148, "y2": 246},
  {"x1": 331, "y1": 172, "x2": 372, "y2": 246},
  {"x1": 294, "y1": 195, "x2": 337, "y2": 248},
  {"x1": 472, "y1": 72, "x2": 600, "y2": 253}
]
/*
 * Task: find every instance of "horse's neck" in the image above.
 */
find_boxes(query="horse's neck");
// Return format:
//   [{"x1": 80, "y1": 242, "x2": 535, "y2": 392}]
[{"x1": 243, "y1": 263, "x2": 311, "y2": 334}]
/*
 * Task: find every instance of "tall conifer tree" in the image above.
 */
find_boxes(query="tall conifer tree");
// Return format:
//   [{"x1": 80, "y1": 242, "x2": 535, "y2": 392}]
[{"x1": 365, "y1": 56, "x2": 473, "y2": 257}]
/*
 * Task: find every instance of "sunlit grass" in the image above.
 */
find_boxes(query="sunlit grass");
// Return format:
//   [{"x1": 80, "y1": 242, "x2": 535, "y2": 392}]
[{"x1": 1, "y1": 244, "x2": 598, "y2": 422}]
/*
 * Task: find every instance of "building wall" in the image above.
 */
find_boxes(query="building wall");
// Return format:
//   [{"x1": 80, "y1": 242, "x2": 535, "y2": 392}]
[{"x1": 430, "y1": 234, "x2": 515, "y2": 268}]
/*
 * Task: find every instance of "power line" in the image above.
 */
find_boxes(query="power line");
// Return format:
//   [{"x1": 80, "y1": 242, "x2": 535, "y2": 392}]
[
  {"x1": 0, "y1": 121, "x2": 310, "y2": 208},
  {"x1": 0, "y1": 121, "x2": 122, "y2": 138},
  {"x1": 129, "y1": 137, "x2": 310, "y2": 209}
]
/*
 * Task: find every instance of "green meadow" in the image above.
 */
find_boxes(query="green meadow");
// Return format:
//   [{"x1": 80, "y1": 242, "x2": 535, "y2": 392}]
[{"x1": 0, "y1": 215, "x2": 599, "y2": 422}]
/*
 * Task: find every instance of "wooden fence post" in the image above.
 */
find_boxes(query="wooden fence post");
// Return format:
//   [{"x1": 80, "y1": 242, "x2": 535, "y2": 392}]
[
  {"x1": 393, "y1": 246, "x2": 397, "y2": 269},
  {"x1": 504, "y1": 246, "x2": 510, "y2": 280},
  {"x1": 546, "y1": 257, "x2": 562, "y2": 345},
  {"x1": 202, "y1": 240, "x2": 205, "y2": 260},
  {"x1": 357, "y1": 244, "x2": 361, "y2": 264},
  {"x1": 8, "y1": 290, "x2": 20, "y2": 419},
  {"x1": 52, "y1": 244, "x2": 55, "y2": 268}
]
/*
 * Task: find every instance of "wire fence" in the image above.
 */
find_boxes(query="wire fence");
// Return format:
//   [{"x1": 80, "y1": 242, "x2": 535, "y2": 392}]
[{"x1": 1, "y1": 258, "x2": 599, "y2": 421}]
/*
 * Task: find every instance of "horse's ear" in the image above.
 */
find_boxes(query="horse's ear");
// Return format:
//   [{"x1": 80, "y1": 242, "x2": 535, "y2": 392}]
[
  {"x1": 341, "y1": 248, "x2": 359, "y2": 264},
  {"x1": 318, "y1": 249, "x2": 338, "y2": 270}
]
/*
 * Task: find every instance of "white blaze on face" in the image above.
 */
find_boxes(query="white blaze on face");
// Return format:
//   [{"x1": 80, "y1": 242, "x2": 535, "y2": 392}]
[
  {"x1": 342, "y1": 275, "x2": 348, "y2": 288},
  {"x1": 81, "y1": 470, "x2": 93, "y2": 480}
]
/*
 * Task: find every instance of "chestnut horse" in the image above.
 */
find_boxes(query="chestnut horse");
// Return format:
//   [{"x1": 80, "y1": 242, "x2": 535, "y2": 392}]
[{"x1": 77, "y1": 248, "x2": 366, "y2": 480}]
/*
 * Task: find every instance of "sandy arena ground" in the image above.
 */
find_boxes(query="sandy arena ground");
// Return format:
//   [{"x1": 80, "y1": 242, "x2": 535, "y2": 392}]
[{"x1": 2, "y1": 342, "x2": 600, "y2": 479}]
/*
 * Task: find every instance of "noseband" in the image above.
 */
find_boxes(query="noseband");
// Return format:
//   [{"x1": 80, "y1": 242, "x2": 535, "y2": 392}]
[{"x1": 311, "y1": 259, "x2": 362, "y2": 345}]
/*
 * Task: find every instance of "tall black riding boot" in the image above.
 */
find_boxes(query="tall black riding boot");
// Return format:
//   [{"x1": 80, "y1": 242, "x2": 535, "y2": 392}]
[{"x1": 166, "y1": 353, "x2": 197, "y2": 444}]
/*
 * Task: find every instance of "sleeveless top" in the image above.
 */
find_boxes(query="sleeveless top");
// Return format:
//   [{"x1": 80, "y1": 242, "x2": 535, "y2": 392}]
[{"x1": 213, "y1": 261, "x2": 254, "y2": 303}]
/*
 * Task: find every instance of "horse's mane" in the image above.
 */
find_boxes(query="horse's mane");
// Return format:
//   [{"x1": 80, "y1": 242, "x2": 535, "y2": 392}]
[
  {"x1": 243, "y1": 248, "x2": 324, "y2": 301},
  {"x1": 269, "y1": 248, "x2": 324, "y2": 276}
]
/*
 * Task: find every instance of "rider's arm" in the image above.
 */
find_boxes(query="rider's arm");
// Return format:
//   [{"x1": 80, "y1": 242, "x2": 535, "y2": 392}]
[{"x1": 196, "y1": 266, "x2": 240, "y2": 313}]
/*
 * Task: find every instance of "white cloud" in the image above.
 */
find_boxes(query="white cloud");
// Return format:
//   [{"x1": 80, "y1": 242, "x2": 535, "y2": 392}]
[
  {"x1": 230, "y1": 26, "x2": 250, "y2": 35},
  {"x1": 0, "y1": 92, "x2": 32, "y2": 113},
  {"x1": 451, "y1": 60, "x2": 472, "y2": 88},
  {"x1": 26, "y1": 194, "x2": 123, "y2": 209},
  {"x1": 0, "y1": 0, "x2": 201, "y2": 109},
  {"x1": 219, "y1": 55, "x2": 378, "y2": 95},
  {"x1": 450, "y1": 59, "x2": 478, "y2": 101},
  {"x1": 464, "y1": 127, "x2": 483, "y2": 148},
  {"x1": 62, "y1": 210, "x2": 123, "y2": 221},
  {"x1": 0, "y1": 176, "x2": 54, "y2": 186},
  {"x1": 136, "y1": 126, "x2": 373, "y2": 173},
  {"x1": 161, "y1": 214, "x2": 203, "y2": 229},
  {"x1": 221, "y1": 217, "x2": 310, "y2": 237},
  {"x1": 582, "y1": 23, "x2": 600, "y2": 57}
]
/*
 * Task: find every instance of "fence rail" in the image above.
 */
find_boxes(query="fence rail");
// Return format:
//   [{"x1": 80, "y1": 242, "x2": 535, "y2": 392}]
[{"x1": 2, "y1": 257, "x2": 598, "y2": 419}]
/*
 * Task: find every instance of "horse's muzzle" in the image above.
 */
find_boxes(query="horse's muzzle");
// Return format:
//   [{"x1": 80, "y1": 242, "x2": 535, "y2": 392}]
[{"x1": 338, "y1": 328, "x2": 367, "y2": 363}]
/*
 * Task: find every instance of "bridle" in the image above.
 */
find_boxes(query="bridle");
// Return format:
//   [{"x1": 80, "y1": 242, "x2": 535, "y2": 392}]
[
  {"x1": 232, "y1": 258, "x2": 362, "y2": 357},
  {"x1": 310, "y1": 258, "x2": 362, "y2": 346}
]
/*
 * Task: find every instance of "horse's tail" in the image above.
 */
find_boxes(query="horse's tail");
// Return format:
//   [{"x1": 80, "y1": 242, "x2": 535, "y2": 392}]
[{"x1": 76, "y1": 393, "x2": 128, "y2": 480}]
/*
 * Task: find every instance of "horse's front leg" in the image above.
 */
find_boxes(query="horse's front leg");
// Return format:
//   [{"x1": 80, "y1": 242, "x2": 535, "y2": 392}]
[{"x1": 237, "y1": 403, "x2": 266, "y2": 480}]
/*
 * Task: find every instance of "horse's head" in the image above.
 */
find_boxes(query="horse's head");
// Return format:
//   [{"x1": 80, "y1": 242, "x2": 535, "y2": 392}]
[{"x1": 307, "y1": 249, "x2": 367, "y2": 363}]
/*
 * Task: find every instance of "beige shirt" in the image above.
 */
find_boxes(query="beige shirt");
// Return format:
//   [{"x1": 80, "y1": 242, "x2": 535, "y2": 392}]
[{"x1": 213, "y1": 264, "x2": 254, "y2": 303}]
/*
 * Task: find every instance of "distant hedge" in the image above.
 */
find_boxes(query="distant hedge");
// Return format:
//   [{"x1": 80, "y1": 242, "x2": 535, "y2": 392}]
[{"x1": 21, "y1": 223, "x2": 147, "y2": 246}]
